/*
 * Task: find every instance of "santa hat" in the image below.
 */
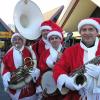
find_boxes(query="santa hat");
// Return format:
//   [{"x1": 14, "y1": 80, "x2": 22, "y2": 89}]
[
  {"x1": 47, "y1": 25, "x2": 63, "y2": 40},
  {"x1": 78, "y1": 18, "x2": 100, "y2": 33},
  {"x1": 11, "y1": 33, "x2": 26, "y2": 44},
  {"x1": 40, "y1": 20, "x2": 62, "y2": 31},
  {"x1": 40, "y1": 20, "x2": 52, "y2": 31}
]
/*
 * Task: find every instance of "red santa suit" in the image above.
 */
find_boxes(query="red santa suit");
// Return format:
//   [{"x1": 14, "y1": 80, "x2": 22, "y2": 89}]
[
  {"x1": 37, "y1": 20, "x2": 63, "y2": 61},
  {"x1": 30, "y1": 36, "x2": 51, "y2": 67},
  {"x1": 39, "y1": 44, "x2": 65, "y2": 100},
  {"x1": 53, "y1": 38, "x2": 100, "y2": 100},
  {"x1": 1, "y1": 46, "x2": 37, "y2": 100}
]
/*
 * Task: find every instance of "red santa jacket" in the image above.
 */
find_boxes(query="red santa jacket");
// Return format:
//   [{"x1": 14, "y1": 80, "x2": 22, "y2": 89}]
[
  {"x1": 53, "y1": 41, "x2": 100, "y2": 100},
  {"x1": 39, "y1": 49, "x2": 50, "y2": 73},
  {"x1": 31, "y1": 39, "x2": 48, "y2": 65},
  {"x1": 1, "y1": 47, "x2": 36, "y2": 99}
]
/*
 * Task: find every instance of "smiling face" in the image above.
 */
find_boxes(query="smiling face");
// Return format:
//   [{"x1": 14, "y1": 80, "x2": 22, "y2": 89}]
[
  {"x1": 49, "y1": 35, "x2": 62, "y2": 50},
  {"x1": 80, "y1": 24, "x2": 98, "y2": 47}
]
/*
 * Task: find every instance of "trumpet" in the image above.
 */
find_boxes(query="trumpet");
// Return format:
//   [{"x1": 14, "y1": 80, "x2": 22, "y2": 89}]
[
  {"x1": 72, "y1": 55, "x2": 100, "y2": 86},
  {"x1": 62, "y1": 55, "x2": 100, "y2": 95},
  {"x1": 8, "y1": 57, "x2": 36, "y2": 89}
]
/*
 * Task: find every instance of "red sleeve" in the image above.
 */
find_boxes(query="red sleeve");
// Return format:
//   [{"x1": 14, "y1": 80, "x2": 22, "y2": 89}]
[
  {"x1": 53, "y1": 48, "x2": 72, "y2": 82},
  {"x1": 1, "y1": 55, "x2": 10, "y2": 75},
  {"x1": 38, "y1": 50, "x2": 49, "y2": 74}
]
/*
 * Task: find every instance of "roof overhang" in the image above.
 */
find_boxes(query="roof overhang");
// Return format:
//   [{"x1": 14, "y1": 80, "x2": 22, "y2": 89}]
[{"x1": 58, "y1": 0, "x2": 97, "y2": 32}]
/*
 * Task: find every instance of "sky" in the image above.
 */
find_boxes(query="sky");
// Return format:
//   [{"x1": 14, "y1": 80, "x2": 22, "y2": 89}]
[{"x1": 0, "y1": 0, "x2": 70, "y2": 25}]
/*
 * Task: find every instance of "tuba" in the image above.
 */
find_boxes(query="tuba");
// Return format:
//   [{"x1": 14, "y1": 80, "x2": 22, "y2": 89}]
[{"x1": 13, "y1": 0, "x2": 43, "y2": 40}]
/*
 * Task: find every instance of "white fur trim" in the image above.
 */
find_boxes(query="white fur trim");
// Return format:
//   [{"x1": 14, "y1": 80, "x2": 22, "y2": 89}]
[
  {"x1": 42, "y1": 38, "x2": 51, "y2": 49},
  {"x1": 57, "y1": 74, "x2": 69, "y2": 93},
  {"x1": 36, "y1": 85, "x2": 43, "y2": 93},
  {"x1": 40, "y1": 26, "x2": 52, "y2": 31},
  {"x1": 47, "y1": 31, "x2": 62, "y2": 39},
  {"x1": 78, "y1": 19, "x2": 100, "y2": 33},
  {"x1": 2, "y1": 72, "x2": 11, "y2": 90},
  {"x1": 80, "y1": 37, "x2": 99, "y2": 63},
  {"x1": 46, "y1": 55, "x2": 55, "y2": 69},
  {"x1": 13, "y1": 48, "x2": 23, "y2": 68},
  {"x1": 46, "y1": 47, "x2": 58, "y2": 68}
]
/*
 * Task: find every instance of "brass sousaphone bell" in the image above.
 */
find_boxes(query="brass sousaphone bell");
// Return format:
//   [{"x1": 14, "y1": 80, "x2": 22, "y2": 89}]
[{"x1": 13, "y1": 0, "x2": 43, "y2": 40}]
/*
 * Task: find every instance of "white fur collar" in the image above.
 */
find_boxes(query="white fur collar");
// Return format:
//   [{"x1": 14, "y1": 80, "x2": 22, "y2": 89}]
[
  {"x1": 42, "y1": 38, "x2": 51, "y2": 49},
  {"x1": 80, "y1": 37, "x2": 99, "y2": 52},
  {"x1": 46, "y1": 44, "x2": 62, "y2": 68},
  {"x1": 13, "y1": 48, "x2": 23, "y2": 68},
  {"x1": 80, "y1": 37, "x2": 99, "y2": 61}
]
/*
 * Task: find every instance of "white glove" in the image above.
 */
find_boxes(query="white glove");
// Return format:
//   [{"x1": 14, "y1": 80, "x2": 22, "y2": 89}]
[
  {"x1": 65, "y1": 74, "x2": 85, "y2": 91},
  {"x1": 2, "y1": 72, "x2": 11, "y2": 91},
  {"x1": 36, "y1": 85, "x2": 43, "y2": 94},
  {"x1": 85, "y1": 64, "x2": 100, "y2": 79},
  {"x1": 29, "y1": 67, "x2": 40, "y2": 82}
]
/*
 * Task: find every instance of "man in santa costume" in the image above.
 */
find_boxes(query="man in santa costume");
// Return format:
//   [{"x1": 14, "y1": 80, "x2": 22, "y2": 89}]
[
  {"x1": 33, "y1": 20, "x2": 64, "y2": 61},
  {"x1": 39, "y1": 25, "x2": 65, "y2": 100},
  {"x1": 1, "y1": 33, "x2": 40, "y2": 100},
  {"x1": 53, "y1": 18, "x2": 100, "y2": 100}
]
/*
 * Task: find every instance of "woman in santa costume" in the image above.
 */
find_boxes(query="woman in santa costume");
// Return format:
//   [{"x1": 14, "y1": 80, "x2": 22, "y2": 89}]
[
  {"x1": 1, "y1": 33, "x2": 40, "y2": 100},
  {"x1": 53, "y1": 18, "x2": 100, "y2": 100},
  {"x1": 39, "y1": 26, "x2": 65, "y2": 100}
]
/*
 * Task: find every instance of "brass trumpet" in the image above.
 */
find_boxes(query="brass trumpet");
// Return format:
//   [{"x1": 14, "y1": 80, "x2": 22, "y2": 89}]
[
  {"x1": 8, "y1": 57, "x2": 36, "y2": 89},
  {"x1": 72, "y1": 55, "x2": 100, "y2": 86}
]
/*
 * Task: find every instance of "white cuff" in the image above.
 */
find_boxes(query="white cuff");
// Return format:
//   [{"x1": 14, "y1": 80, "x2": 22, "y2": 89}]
[
  {"x1": 2, "y1": 72, "x2": 11, "y2": 90},
  {"x1": 57, "y1": 74, "x2": 69, "y2": 94},
  {"x1": 36, "y1": 85, "x2": 43, "y2": 93}
]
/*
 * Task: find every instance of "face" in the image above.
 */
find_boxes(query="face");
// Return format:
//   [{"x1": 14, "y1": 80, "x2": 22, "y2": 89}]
[
  {"x1": 80, "y1": 25, "x2": 98, "y2": 47},
  {"x1": 49, "y1": 35, "x2": 62, "y2": 50},
  {"x1": 41, "y1": 29, "x2": 50, "y2": 39},
  {"x1": 12, "y1": 36, "x2": 24, "y2": 50}
]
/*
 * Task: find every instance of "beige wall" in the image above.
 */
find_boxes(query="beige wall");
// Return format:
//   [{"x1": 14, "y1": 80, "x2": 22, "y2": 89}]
[{"x1": 61, "y1": 0, "x2": 97, "y2": 32}]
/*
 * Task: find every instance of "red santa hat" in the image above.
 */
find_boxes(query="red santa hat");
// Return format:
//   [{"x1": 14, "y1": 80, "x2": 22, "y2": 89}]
[
  {"x1": 78, "y1": 18, "x2": 100, "y2": 33},
  {"x1": 40, "y1": 20, "x2": 53, "y2": 31},
  {"x1": 11, "y1": 32, "x2": 26, "y2": 44},
  {"x1": 47, "y1": 25, "x2": 63, "y2": 40},
  {"x1": 40, "y1": 20, "x2": 62, "y2": 31}
]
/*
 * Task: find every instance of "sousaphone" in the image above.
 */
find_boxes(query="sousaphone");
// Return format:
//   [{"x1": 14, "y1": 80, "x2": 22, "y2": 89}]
[{"x1": 13, "y1": 0, "x2": 43, "y2": 40}]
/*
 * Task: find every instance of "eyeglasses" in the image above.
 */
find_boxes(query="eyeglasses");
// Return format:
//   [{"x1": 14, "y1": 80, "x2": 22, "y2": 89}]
[
  {"x1": 49, "y1": 36, "x2": 60, "y2": 41},
  {"x1": 12, "y1": 37, "x2": 23, "y2": 42}
]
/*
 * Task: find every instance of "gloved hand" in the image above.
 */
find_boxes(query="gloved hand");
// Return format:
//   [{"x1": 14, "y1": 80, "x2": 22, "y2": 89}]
[
  {"x1": 65, "y1": 74, "x2": 85, "y2": 91},
  {"x1": 36, "y1": 85, "x2": 43, "y2": 94},
  {"x1": 2, "y1": 72, "x2": 11, "y2": 91},
  {"x1": 85, "y1": 64, "x2": 100, "y2": 79},
  {"x1": 36, "y1": 85, "x2": 43, "y2": 100},
  {"x1": 29, "y1": 67, "x2": 40, "y2": 82}
]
